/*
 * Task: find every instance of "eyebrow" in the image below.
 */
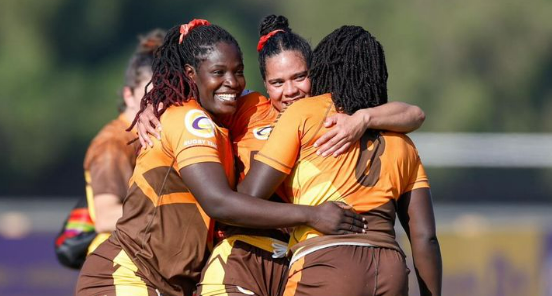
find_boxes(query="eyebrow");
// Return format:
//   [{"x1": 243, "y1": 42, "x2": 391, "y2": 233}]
[{"x1": 268, "y1": 71, "x2": 308, "y2": 84}]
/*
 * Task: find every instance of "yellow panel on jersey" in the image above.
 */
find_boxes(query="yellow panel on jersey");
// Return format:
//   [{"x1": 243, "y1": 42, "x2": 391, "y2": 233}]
[{"x1": 255, "y1": 93, "x2": 430, "y2": 251}]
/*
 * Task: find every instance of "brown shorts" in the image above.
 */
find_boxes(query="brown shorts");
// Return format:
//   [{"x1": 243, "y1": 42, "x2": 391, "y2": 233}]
[
  {"x1": 284, "y1": 246, "x2": 409, "y2": 296},
  {"x1": 197, "y1": 236, "x2": 289, "y2": 296},
  {"x1": 76, "y1": 239, "x2": 162, "y2": 296}
]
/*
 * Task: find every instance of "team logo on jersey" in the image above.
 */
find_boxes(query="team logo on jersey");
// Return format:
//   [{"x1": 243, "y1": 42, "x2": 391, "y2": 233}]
[
  {"x1": 253, "y1": 125, "x2": 273, "y2": 140},
  {"x1": 185, "y1": 109, "x2": 215, "y2": 138}
]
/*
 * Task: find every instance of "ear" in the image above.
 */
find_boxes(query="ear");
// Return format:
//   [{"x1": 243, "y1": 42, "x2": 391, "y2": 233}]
[
  {"x1": 184, "y1": 64, "x2": 197, "y2": 82},
  {"x1": 122, "y1": 86, "x2": 135, "y2": 108}
]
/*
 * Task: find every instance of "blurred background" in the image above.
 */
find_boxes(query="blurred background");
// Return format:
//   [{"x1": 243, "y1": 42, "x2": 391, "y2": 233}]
[{"x1": 0, "y1": 0, "x2": 551, "y2": 295}]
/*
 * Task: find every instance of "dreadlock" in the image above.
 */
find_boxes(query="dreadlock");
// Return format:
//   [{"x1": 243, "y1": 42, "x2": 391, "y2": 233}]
[
  {"x1": 128, "y1": 22, "x2": 242, "y2": 130},
  {"x1": 258, "y1": 15, "x2": 312, "y2": 80},
  {"x1": 118, "y1": 28, "x2": 166, "y2": 113},
  {"x1": 310, "y1": 25, "x2": 388, "y2": 115}
]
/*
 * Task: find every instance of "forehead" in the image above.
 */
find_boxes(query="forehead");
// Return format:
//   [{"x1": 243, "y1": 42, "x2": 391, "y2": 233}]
[
  {"x1": 199, "y1": 42, "x2": 243, "y2": 67},
  {"x1": 265, "y1": 50, "x2": 307, "y2": 78}
]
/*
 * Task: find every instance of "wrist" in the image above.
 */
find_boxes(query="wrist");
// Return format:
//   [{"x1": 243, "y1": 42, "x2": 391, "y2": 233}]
[
  {"x1": 303, "y1": 205, "x2": 317, "y2": 227},
  {"x1": 358, "y1": 109, "x2": 372, "y2": 129}
]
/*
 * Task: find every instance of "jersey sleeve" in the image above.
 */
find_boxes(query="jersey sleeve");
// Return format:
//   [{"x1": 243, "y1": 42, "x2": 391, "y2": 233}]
[
  {"x1": 87, "y1": 141, "x2": 134, "y2": 199},
  {"x1": 162, "y1": 108, "x2": 222, "y2": 171},
  {"x1": 254, "y1": 105, "x2": 303, "y2": 174},
  {"x1": 404, "y1": 153, "x2": 430, "y2": 193}
]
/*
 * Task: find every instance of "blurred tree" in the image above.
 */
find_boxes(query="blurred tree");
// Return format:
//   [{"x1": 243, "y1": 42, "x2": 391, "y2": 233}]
[{"x1": 0, "y1": 0, "x2": 551, "y2": 201}]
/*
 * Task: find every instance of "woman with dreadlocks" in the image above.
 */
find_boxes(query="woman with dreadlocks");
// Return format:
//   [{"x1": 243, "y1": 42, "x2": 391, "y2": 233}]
[
  {"x1": 137, "y1": 15, "x2": 426, "y2": 296},
  {"x1": 76, "y1": 20, "x2": 366, "y2": 296},
  {"x1": 238, "y1": 25, "x2": 442, "y2": 296}
]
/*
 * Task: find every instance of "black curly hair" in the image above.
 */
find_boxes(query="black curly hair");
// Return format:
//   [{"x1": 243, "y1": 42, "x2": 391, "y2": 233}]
[{"x1": 310, "y1": 25, "x2": 388, "y2": 115}]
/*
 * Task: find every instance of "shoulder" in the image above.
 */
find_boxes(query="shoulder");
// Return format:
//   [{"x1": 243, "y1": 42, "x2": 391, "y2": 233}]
[
  {"x1": 380, "y1": 131, "x2": 420, "y2": 158},
  {"x1": 282, "y1": 93, "x2": 332, "y2": 119},
  {"x1": 161, "y1": 101, "x2": 212, "y2": 127},
  {"x1": 238, "y1": 91, "x2": 269, "y2": 108},
  {"x1": 84, "y1": 118, "x2": 134, "y2": 168}
]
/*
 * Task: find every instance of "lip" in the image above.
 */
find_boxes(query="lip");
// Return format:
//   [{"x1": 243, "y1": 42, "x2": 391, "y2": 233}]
[{"x1": 282, "y1": 98, "x2": 300, "y2": 106}]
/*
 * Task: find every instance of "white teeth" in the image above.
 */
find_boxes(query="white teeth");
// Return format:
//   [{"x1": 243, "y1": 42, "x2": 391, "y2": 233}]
[{"x1": 215, "y1": 94, "x2": 237, "y2": 102}]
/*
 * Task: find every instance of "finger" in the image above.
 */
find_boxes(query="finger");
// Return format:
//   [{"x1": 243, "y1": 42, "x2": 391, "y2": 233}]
[
  {"x1": 344, "y1": 210, "x2": 367, "y2": 225},
  {"x1": 332, "y1": 142, "x2": 352, "y2": 158},
  {"x1": 318, "y1": 134, "x2": 343, "y2": 157},
  {"x1": 322, "y1": 137, "x2": 349, "y2": 158},
  {"x1": 136, "y1": 122, "x2": 150, "y2": 148},
  {"x1": 348, "y1": 216, "x2": 368, "y2": 230},
  {"x1": 314, "y1": 129, "x2": 338, "y2": 149},
  {"x1": 145, "y1": 120, "x2": 161, "y2": 140},
  {"x1": 137, "y1": 132, "x2": 147, "y2": 150},
  {"x1": 338, "y1": 223, "x2": 364, "y2": 234},
  {"x1": 137, "y1": 123, "x2": 154, "y2": 148},
  {"x1": 333, "y1": 201, "x2": 352, "y2": 210},
  {"x1": 323, "y1": 116, "x2": 338, "y2": 128}
]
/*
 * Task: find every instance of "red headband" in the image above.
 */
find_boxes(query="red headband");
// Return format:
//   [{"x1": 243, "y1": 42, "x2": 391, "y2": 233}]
[
  {"x1": 257, "y1": 29, "x2": 284, "y2": 52},
  {"x1": 179, "y1": 19, "x2": 211, "y2": 44}
]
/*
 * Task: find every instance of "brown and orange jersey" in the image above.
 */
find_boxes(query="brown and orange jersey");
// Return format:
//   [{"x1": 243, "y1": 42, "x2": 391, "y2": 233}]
[
  {"x1": 228, "y1": 92, "x2": 278, "y2": 180},
  {"x1": 102, "y1": 100, "x2": 235, "y2": 296},
  {"x1": 83, "y1": 114, "x2": 139, "y2": 251},
  {"x1": 216, "y1": 92, "x2": 290, "y2": 250},
  {"x1": 255, "y1": 94, "x2": 429, "y2": 255}
]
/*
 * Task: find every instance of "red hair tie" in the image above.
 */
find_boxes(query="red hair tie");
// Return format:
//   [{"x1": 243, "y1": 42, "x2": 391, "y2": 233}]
[
  {"x1": 257, "y1": 29, "x2": 284, "y2": 52},
  {"x1": 179, "y1": 19, "x2": 211, "y2": 44}
]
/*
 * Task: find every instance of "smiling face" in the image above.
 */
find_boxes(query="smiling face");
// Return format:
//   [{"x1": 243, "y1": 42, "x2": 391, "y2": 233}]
[
  {"x1": 263, "y1": 50, "x2": 311, "y2": 112},
  {"x1": 186, "y1": 42, "x2": 246, "y2": 117}
]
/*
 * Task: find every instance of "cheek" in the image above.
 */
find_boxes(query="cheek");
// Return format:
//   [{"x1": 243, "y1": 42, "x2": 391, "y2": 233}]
[
  {"x1": 299, "y1": 79, "x2": 312, "y2": 95},
  {"x1": 266, "y1": 86, "x2": 283, "y2": 102}
]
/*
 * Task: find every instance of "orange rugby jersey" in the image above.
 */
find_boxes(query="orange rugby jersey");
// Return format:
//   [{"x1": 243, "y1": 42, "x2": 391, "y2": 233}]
[
  {"x1": 107, "y1": 100, "x2": 235, "y2": 296},
  {"x1": 255, "y1": 93, "x2": 429, "y2": 254},
  {"x1": 216, "y1": 92, "x2": 290, "y2": 249},
  {"x1": 227, "y1": 92, "x2": 279, "y2": 181}
]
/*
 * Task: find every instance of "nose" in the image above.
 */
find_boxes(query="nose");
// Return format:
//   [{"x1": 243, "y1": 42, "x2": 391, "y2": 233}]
[
  {"x1": 283, "y1": 81, "x2": 299, "y2": 99},
  {"x1": 224, "y1": 73, "x2": 238, "y2": 89}
]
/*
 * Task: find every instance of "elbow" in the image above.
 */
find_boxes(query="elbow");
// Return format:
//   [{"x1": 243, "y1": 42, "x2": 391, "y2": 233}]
[
  {"x1": 413, "y1": 106, "x2": 426, "y2": 128},
  {"x1": 94, "y1": 219, "x2": 115, "y2": 233},
  {"x1": 412, "y1": 230, "x2": 438, "y2": 245}
]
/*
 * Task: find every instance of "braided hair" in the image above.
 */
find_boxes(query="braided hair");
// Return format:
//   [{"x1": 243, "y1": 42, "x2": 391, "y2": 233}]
[
  {"x1": 128, "y1": 23, "x2": 242, "y2": 130},
  {"x1": 310, "y1": 26, "x2": 388, "y2": 115},
  {"x1": 258, "y1": 15, "x2": 312, "y2": 81},
  {"x1": 119, "y1": 28, "x2": 166, "y2": 113}
]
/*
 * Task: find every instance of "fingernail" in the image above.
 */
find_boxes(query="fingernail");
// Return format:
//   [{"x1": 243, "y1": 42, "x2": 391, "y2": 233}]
[
  {"x1": 321, "y1": 152, "x2": 328, "y2": 157},
  {"x1": 313, "y1": 143, "x2": 318, "y2": 148},
  {"x1": 316, "y1": 151, "x2": 321, "y2": 156},
  {"x1": 157, "y1": 135, "x2": 161, "y2": 140},
  {"x1": 157, "y1": 126, "x2": 162, "y2": 131}
]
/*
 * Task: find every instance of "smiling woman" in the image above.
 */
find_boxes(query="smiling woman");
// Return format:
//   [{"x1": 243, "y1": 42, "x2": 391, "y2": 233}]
[{"x1": 184, "y1": 42, "x2": 245, "y2": 119}]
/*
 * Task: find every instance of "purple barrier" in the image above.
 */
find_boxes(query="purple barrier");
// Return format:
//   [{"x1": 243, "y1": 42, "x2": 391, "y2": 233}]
[{"x1": 0, "y1": 233, "x2": 79, "y2": 296}]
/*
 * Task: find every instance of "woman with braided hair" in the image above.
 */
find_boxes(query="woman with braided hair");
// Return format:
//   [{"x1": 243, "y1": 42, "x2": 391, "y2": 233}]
[
  {"x1": 239, "y1": 25, "x2": 442, "y2": 296},
  {"x1": 76, "y1": 20, "x2": 366, "y2": 296}
]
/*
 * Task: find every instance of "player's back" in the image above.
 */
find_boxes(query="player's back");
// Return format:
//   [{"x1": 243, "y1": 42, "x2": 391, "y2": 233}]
[{"x1": 256, "y1": 93, "x2": 429, "y2": 255}]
